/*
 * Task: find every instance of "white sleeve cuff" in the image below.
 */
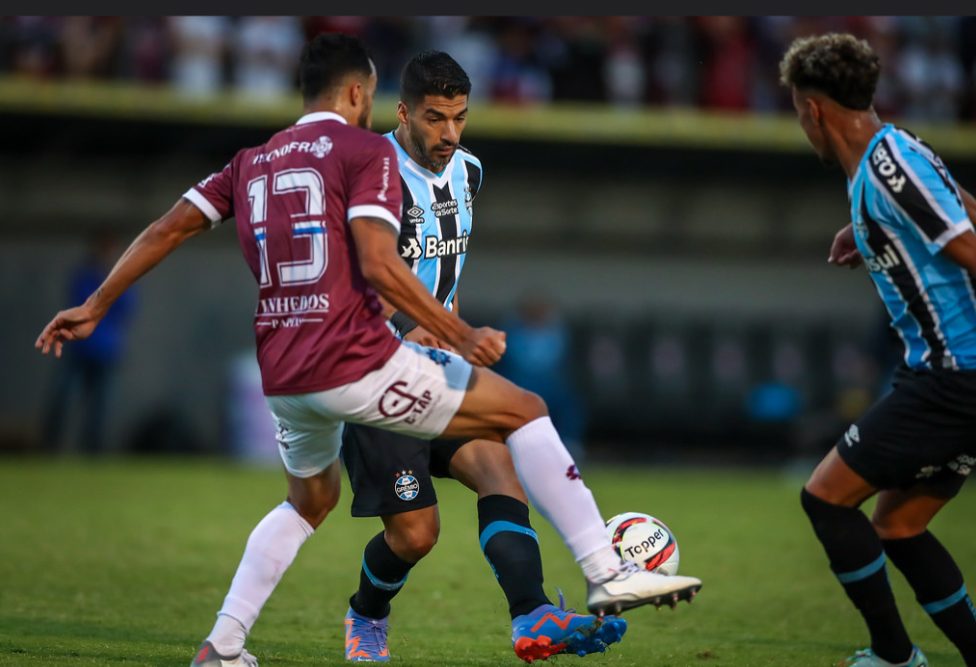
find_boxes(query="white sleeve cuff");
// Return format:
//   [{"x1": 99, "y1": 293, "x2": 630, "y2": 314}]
[
  {"x1": 348, "y1": 204, "x2": 400, "y2": 232},
  {"x1": 933, "y1": 218, "x2": 974, "y2": 250},
  {"x1": 183, "y1": 188, "x2": 224, "y2": 227}
]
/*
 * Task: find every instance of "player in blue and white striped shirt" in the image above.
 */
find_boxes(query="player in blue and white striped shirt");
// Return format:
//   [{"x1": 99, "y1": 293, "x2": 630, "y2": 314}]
[
  {"x1": 339, "y1": 51, "x2": 638, "y2": 664},
  {"x1": 782, "y1": 33, "x2": 976, "y2": 667}
]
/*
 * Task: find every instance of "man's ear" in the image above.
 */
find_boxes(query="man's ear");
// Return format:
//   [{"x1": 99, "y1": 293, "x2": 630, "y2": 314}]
[
  {"x1": 396, "y1": 100, "x2": 409, "y2": 126},
  {"x1": 348, "y1": 78, "x2": 364, "y2": 109},
  {"x1": 806, "y1": 96, "x2": 822, "y2": 125}
]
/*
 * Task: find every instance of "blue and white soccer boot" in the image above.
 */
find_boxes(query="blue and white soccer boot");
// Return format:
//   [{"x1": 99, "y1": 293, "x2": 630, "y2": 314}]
[
  {"x1": 344, "y1": 607, "x2": 390, "y2": 662},
  {"x1": 586, "y1": 561, "x2": 702, "y2": 615},
  {"x1": 189, "y1": 640, "x2": 258, "y2": 666},
  {"x1": 512, "y1": 592, "x2": 628, "y2": 663},
  {"x1": 845, "y1": 646, "x2": 928, "y2": 667}
]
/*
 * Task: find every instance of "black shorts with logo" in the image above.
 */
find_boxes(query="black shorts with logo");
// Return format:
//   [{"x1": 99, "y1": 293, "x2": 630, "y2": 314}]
[
  {"x1": 340, "y1": 423, "x2": 468, "y2": 517},
  {"x1": 837, "y1": 365, "x2": 976, "y2": 498}
]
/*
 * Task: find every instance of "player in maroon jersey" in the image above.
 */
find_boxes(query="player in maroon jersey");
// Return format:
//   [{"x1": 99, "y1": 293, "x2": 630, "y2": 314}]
[{"x1": 36, "y1": 34, "x2": 702, "y2": 667}]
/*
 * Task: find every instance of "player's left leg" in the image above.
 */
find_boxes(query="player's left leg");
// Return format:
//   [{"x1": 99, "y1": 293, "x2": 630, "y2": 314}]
[
  {"x1": 193, "y1": 394, "x2": 345, "y2": 667},
  {"x1": 874, "y1": 482, "x2": 976, "y2": 666},
  {"x1": 446, "y1": 439, "x2": 627, "y2": 662},
  {"x1": 193, "y1": 462, "x2": 340, "y2": 667}
]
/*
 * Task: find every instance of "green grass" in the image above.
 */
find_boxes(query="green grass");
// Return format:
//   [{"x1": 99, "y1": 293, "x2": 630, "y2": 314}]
[{"x1": 0, "y1": 458, "x2": 972, "y2": 666}]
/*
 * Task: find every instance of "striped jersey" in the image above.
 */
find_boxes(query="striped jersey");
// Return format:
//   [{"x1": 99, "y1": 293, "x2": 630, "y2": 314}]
[
  {"x1": 849, "y1": 123, "x2": 976, "y2": 370},
  {"x1": 385, "y1": 131, "x2": 482, "y2": 310}
]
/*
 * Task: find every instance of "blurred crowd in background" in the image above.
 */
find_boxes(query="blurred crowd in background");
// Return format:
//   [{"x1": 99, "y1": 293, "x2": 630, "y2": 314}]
[{"x1": 2, "y1": 16, "x2": 976, "y2": 122}]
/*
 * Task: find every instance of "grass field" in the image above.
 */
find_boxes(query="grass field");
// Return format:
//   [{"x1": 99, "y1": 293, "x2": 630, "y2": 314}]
[{"x1": 0, "y1": 458, "x2": 972, "y2": 666}]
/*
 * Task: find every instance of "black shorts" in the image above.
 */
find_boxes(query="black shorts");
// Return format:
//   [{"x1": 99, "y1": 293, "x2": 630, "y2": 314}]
[
  {"x1": 837, "y1": 365, "x2": 976, "y2": 498},
  {"x1": 340, "y1": 423, "x2": 468, "y2": 517}
]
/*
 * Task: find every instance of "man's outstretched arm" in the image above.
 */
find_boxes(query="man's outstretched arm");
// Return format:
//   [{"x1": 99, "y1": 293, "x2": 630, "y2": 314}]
[
  {"x1": 349, "y1": 216, "x2": 504, "y2": 367},
  {"x1": 35, "y1": 198, "x2": 211, "y2": 357}
]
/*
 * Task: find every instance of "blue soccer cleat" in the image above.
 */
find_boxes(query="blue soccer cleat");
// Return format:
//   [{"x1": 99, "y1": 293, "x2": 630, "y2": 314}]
[
  {"x1": 344, "y1": 608, "x2": 390, "y2": 662},
  {"x1": 511, "y1": 592, "x2": 627, "y2": 663},
  {"x1": 845, "y1": 646, "x2": 928, "y2": 667}
]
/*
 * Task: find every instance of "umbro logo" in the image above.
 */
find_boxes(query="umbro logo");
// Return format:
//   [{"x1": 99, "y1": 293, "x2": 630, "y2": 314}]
[{"x1": 406, "y1": 206, "x2": 424, "y2": 220}]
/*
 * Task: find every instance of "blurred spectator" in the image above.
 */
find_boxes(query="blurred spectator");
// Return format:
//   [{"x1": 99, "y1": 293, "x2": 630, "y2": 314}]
[
  {"x1": 232, "y1": 17, "x2": 302, "y2": 99},
  {"x1": 490, "y1": 19, "x2": 552, "y2": 103},
  {"x1": 894, "y1": 17, "x2": 965, "y2": 122},
  {"x1": 40, "y1": 232, "x2": 137, "y2": 455},
  {"x1": 604, "y1": 17, "x2": 647, "y2": 107},
  {"x1": 121, "y1": 17, "x2": 169, "y2": 83},
  {"x1": 7, "y1": 16, "x2": 62, "y2": 78},
  {"x1": 643, "y1": 17, "x2": 699, "y2": 106},
  {"x1": 60, "y1": 17, "x2": 122, "y2": 79},
  {"x1": 696, "y1": 16, "x2": 755, "y2": 111},
  {"x1": 496, "y1": 294, "x2": 587, "y2": 462},
  {"x1": 168, "y1": 16, "x2": 230, "y2": 96},
  {"x1": 421, "y1": 17, "x2": 498, "y2": 103}
]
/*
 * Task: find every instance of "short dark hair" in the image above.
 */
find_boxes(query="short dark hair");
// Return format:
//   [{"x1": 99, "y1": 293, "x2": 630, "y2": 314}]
[
  {"x1": 779, "y1": 33, "x2": 880, "y2": 110},
  {"x1": 299, "y1": 33, "x2": 373, "y2": 104},
  {"x1": 400, "y1": 50, "x2": 471, "y2": 107}
]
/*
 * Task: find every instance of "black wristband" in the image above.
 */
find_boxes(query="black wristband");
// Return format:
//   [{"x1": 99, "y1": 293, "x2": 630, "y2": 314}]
[{"x1": 390, "y1": 311, "x2": 418, "y2": 337}]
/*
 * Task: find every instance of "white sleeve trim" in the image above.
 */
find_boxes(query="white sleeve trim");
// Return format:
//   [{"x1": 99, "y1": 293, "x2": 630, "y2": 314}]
[
  {"x1": 348, "y1": 204, "x2": 400, "y2": 232},
  {"x1": 183, "y1": 188, "x2": 224, "y2": 226},
  {"x1": 933, "y1": 218, "x2": 975, "y2": 250}
]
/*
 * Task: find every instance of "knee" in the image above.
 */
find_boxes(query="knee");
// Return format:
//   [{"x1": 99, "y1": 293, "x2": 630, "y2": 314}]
[
  {"x1": 510, "y1": 390, "x2": 547, "y2": 431},
  {"x1": 871, "y1": 511, "x2": 926, "y2": 541},
  {"x1": 388, "y1": 521, "x2": 439, "y2": 562},
  {"x1": 290, "y1": 489, "x2": 340, "y2": 529},
  {"x1": 522, "y1": 391, "x2": 548, "y2": 421}
]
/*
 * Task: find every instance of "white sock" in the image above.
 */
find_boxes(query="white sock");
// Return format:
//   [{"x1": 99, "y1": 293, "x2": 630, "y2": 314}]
[
  {"x1": 206, "y1": 501, "x2": 314, "y2": 655},
  {"x1": 505, "y1": 416, "x2": 622, "y2": 583}
]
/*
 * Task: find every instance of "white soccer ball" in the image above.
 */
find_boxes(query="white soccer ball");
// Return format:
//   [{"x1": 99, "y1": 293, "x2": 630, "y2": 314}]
[{"x1": 605, "y1": 512, "x2": 680, "y2": 575}]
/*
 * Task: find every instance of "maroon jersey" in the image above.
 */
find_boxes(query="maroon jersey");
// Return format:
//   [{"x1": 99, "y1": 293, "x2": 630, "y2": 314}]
[{"x1": 183, "y1": 111, "x2": 402, "y2": 395}]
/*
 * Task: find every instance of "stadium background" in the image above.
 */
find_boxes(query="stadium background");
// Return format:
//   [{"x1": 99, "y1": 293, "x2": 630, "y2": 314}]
[
  {"x1": 3, "y1": 16, "x2": 976, "y2": 462},
  {"x1": 1, "y1": 16, "x2": 975, "y2": 666}
]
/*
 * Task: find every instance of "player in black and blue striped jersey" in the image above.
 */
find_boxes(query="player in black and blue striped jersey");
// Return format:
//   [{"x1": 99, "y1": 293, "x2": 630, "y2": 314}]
[
  {"x1": 782, "y1": 33, "x2": 976, "y2": 667},
  {"x1": 340, "y1": 51, "x2": 631, "y2": 664}
]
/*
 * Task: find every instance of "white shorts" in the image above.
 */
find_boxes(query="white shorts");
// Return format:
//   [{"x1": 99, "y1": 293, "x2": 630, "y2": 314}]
[{"x1": 265, "y1": 341, "x2": 472, "y2": 478}]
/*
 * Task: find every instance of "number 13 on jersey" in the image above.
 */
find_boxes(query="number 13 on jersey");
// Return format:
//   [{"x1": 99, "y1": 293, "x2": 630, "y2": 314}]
[{"x1": 247, "y1": 167, "x2": 329, "y2": 289}]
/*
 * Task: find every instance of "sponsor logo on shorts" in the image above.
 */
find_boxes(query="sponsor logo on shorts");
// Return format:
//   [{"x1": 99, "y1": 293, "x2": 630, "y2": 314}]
[
  {"x1": 378, "y1": 381, "x2": 433, "y2": 424},
  {"x1": 948, "y1": 454, "x2": 975, "y2": 477},
  {"x1": 426, "y1": 348, "x2": 452, "y2": 367},
  {"x1": 275, "y1": 422, "x2": 291, "y2": 450},
  {"x1": 394, "y1": 470, "x2": 420, "y2": 501},
  {"x1": 566, "y1": 464, "x2": 582, "y2": 481},
  {"x1": 844, "y1": 424, "x2": 860, "y2": 448}
]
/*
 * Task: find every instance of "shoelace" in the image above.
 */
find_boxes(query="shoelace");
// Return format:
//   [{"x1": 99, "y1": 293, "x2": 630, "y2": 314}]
[
  {"x1": 555, "y1": 587, "x2": 577, "y2": 614},
  {"x1": 353, "y1": 618, "x2": 389, "y2": 656},
  {"x1": 616, "y1": 561, "x2": 642, "y2": 578}
]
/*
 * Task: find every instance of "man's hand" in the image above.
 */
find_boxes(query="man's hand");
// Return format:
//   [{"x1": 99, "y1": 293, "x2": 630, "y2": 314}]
[
  {"x1": 404, "y1": 325, "x2": 453, "y2": 351},
  {"x1": 828, "y1": 222, "x2": 863, "y2": 268},
  {"x1": 457, "y1": 327, "x2": 507, "y2": 367},
  {"x1": 35, "y1": 303, "x2": 103, "y2": 358}
]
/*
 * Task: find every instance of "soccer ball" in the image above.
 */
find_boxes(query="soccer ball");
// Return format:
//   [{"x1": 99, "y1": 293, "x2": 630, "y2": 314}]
[{"x1": 605, "y1": 512, "x2": 680, "y2": 575}]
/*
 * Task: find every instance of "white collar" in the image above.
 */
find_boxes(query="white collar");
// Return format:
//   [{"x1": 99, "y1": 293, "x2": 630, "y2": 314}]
[{"x1": 295, "y1": 111, "x2": 348, "y2": 126}]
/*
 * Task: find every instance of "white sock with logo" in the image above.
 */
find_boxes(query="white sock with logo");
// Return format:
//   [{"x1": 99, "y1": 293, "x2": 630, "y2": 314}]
[
  {"x1": 505, "y1": 416, "x2": 623, "y2": 584},
  {"x1": 206, "y1": 501, "x2": 314, "y2": 656}
]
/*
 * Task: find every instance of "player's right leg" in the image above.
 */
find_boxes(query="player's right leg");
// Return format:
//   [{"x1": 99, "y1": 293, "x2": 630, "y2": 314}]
[
  {"x1": 191, "y1": 397, "x2": 345, "y2": 667},
  {"x1": 446, "y1": 439, "x2": 627, "y2": 661},
  {"x1": 440, "y1": 365, "x2": 703, "y2": 615},
  {"x1": 802, "y1": 449, "x2": 918, "y2": 666},
  {"x1": 341, "y1": 423, "x2": 445, "y2": 662}
]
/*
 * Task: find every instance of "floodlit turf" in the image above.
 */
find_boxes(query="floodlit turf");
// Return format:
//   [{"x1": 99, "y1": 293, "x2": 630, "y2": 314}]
[{"x1": 0, "y1": 458, "x2": 972, "y2": 666}]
